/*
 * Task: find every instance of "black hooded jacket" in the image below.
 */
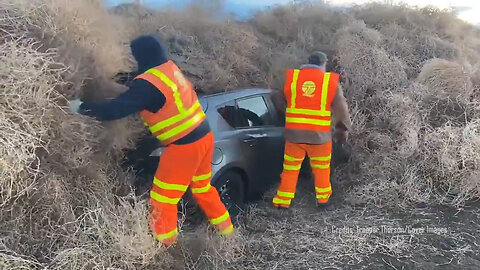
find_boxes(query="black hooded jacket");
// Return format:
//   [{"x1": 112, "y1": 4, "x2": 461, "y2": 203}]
[{"x1": 79, "y1": 35, "x2": 210, "y2": 145}]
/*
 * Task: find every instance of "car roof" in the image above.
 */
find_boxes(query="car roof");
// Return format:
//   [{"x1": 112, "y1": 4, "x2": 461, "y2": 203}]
[{"x1": 198, "y1": 88, "x2": 274, "y2": 100}]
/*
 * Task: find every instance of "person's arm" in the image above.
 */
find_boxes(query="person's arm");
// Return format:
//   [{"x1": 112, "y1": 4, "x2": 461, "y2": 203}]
[
  {"x1": 331, "y1": 84, "x2": 352, "y2": 142},
  {"x1": 79, "y1": 79, "x2": 166, "y2": 121}
]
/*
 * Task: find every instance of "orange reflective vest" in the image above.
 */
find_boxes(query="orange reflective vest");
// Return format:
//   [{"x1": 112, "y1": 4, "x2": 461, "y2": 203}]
[
  {"x1": 136, "y1": 61, "x2": 206, "y2": 145},
  {"x1": 284, "y1": 68, "x2": 339, "y2": 132}
]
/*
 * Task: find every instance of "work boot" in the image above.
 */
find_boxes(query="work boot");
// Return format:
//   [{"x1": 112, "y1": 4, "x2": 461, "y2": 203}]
[
  {"x1": 274, "y1": 205, "x2": 291, "y2": 211},
  {"x1": 317, "y1": 201, "x2": 335, "y2": 211}
]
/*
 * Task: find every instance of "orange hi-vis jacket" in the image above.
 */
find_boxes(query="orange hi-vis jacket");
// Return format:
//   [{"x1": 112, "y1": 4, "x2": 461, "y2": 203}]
[
  {"x1": 135, "y1": 61, "x2": 206, "y2": 145},
  {"x1": 284, "y1": 68, "x2": 340, "y2": 132}
]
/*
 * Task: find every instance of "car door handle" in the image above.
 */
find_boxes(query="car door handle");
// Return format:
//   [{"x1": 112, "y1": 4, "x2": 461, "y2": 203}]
[
  {"x1": 243, "y1": 133, "x2": 267, "y2": 143},
  {"x1": 248, "y1": 133, "x2": 267, "y2": 138}
]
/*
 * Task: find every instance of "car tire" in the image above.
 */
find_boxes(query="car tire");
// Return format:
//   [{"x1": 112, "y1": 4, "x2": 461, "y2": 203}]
[{"x1": 213, "y1": 171, "x2": 245, "y2": 217}]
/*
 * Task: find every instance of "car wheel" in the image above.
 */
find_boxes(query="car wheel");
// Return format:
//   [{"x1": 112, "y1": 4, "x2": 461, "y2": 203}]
[{"x1": 213, "y1": 171, "x2": 245, "y2": 217}]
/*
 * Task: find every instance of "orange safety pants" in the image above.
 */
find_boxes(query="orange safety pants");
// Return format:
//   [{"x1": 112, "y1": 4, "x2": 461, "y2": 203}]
[
  {"x1": 273, "y1": 140, "x2": 333, "y2": 208},
  {"x1": 149, "y1": 132, "x2": 234, "y2": 246}
]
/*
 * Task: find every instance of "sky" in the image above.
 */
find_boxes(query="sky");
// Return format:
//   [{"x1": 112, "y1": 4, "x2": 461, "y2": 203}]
[
  {"x1": 332, "y1": 0, "x2": 480, "y2": 25},
  {"x1": 106, "y1": 0, "x2": 480, "y2": 25}
]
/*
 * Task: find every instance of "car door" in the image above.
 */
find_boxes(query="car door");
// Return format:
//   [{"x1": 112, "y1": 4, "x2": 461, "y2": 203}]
[
  {"x1": 235, "y1": 95, "x2": 284, "y2": 194},
  {"x1": 263, "y1": 92, "x2": 286, "y2": 182}
]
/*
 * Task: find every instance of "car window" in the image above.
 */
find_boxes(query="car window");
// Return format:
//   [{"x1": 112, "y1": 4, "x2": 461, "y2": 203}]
[
  {"x1": 236, "y1": 96, "x2": 272, "y2": 128},
  {"x1": 217, "y1": 96, "x2": 273, "y2": 129},
  {"x1": 217, "y1": 101, "x2": 244, "y2": 128}
]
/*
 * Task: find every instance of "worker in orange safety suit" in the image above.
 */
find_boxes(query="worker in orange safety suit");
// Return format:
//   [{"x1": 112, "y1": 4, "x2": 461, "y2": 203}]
[
  {"x1": 69, "y1": 35, "x2": 234, "y2": 246},
  {"x1": 273, "y1": 51, "x2": 352, "y2": 209}
]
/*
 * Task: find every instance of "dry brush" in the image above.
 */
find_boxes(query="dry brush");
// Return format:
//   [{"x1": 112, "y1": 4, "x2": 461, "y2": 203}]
[{"x1": 1, "y1": 0, "x2": 480, "y2": 269}]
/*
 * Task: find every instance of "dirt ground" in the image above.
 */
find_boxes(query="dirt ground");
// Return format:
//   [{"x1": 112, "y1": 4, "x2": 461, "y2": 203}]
[{"x1": 168, "y1": 175, "x2": 480, "y2": 270}]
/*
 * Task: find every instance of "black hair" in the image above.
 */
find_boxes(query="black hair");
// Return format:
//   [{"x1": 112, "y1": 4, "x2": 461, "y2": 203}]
[{"x1": 308, "y1": 51, "x2": 328, "y2": 66}]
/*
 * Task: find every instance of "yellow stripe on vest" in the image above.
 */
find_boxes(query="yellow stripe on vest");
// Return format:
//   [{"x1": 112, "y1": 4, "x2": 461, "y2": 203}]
[
  {"x1": 320, "y1": 73, "x2": 331, "y2": 113},
  {"x1": 149, "y1": 101, "x2": 201, "y2": 134},
  {"x1": 285, "y1": 117, "x2": 331, "y2": 126},
  {"x1": 290, "y1": 69, "x2": 300, "y2": 108},
  {"x1": 145, "y1": 68, "x2": 185, "y2": 113},
  {"x1": 286, "y1": 107, "x2": 331, "y2": 117},
  {"x1": 157, "y1": 111, "x2": 206, "y2": 141}
]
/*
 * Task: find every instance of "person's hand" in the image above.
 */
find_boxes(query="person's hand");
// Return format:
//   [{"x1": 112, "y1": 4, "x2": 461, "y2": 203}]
[
  {"x1": 334, "y1": 129, "x2": 348, "y2": 144},
  {"x1": 69, "y1": 99, "x2": 83, "y2": 115}
]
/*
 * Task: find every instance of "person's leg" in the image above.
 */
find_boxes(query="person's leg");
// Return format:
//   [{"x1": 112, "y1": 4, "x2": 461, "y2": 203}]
[
  {"x1": 306, "y1": 142, "x2": 333, "y2": 204},
  {"x1": 149, "y1": 141, "x2": 204, "y2": 246},
  {"x1": 190, "y1": 132, "x2": 234, "y2": 235},
  {"x1": 272, "y1": 141, "x2": 306, "y2": 208}
]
